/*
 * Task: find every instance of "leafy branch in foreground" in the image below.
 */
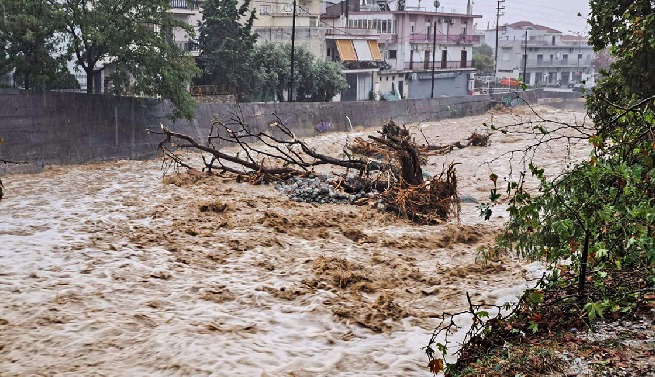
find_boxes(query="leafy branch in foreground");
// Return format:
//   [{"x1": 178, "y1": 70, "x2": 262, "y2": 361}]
[
  {"x1": 426, "y1": 3, "x2": 655, "y2": 373},
  {"x1": 425, "y1": 267, "x2": 655, "y2": 376}
]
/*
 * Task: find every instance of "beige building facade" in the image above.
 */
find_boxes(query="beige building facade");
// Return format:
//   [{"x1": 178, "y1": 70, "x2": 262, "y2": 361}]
[{"x1": 168, "y1": 0, "x2": 325, "y2": 58}]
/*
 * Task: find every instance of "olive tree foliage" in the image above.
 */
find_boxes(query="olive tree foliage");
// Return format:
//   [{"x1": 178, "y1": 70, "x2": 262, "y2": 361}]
[
  {"x1": 484, "y1": 0, "x2": 655, "y2": 310},
  {"x1": 52, "y1": 0, "x2": 199, "y2": 119},
  {"x1": 249, "y1": 42, "x2": 347, "y2": 102},
  {"x1": 0, "y1": 0, "x2": 67, "y2": 89}
]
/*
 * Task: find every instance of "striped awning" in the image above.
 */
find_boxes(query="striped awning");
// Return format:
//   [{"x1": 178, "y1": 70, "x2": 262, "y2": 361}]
[
  {"x1": 336, "y1": 40, "x2": 357, "y2": 62},
  {"x1": 353, "y1": 40, "x2": 373, "y2": 61},
  {"x1": 335, "y1": 39, "x2": 383, "y2": 62},
  {"x1": 368, "y1": 40, "x2": 383, "y2": 61}
]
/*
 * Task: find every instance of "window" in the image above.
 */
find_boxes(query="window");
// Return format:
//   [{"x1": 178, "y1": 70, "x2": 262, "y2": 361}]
[
  {"x1": 259, "y1": 4, "x2": 270, "y2": 15},
  {"x1": 426, "y1": 22, "x2": 431, "y2": 35},
  {"x1": 388, "y1": 49, "x2": 397, "y2": 59},
  {"x1": 562, "y1": 53, "x2": 568, "y2": 61},
  {"x1": 578, "y1": 53, "x2": 583, "y2": 60},
  {"x1": 410, "y1": 22, "x2": 416, "y2": 33}
]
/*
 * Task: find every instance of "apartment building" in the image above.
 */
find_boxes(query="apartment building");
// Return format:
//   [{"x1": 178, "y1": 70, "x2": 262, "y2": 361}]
[
  {"x1": 485, "y1": 21, "x2": 595, "y2": 87},
  {"x1": 253, "y1": 0, "x2": 325, "y2": 57},
  {"x1": 169, "y1": 0, "x2": 324, "y2": 58},
  {"x1": 170, "y1": 0, "x2": 203, "y2": 56},
  {"x1": 323, "y1": 0, "x2": 480, "y2": 100}
]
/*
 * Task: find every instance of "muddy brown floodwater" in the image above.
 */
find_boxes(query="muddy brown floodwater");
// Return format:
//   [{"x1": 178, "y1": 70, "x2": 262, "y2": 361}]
[{"x1": 0, "y1": 105, "x2": 590, "y2": 376}]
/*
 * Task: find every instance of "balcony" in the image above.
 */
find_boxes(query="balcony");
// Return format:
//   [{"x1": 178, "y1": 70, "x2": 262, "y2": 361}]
[
  {"x1": 271, "y1": 4, "x2": 310, "y2": 16},
  {"x1": 410, "y1": 34, "x2": 480, "y2": 44},
  {"x1": 326, "y1": 27, "x2": 381, "y2": 38},
  {"x1": 170, "y1": 0, "x2": 199, "y2": 10},
  {"x1": 404, "y1": 60, "x2": 473, "y2": 70},
  {"x1": 526, "y1": 58, "x2": 593, "y2": 68},
  {"x1": 176, "y1": 40, "x2": 199, "y2": 55}
]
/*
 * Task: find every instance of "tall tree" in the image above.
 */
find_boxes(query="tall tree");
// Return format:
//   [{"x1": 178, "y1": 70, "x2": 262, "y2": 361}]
[
  {"x1": 197, "y1": 0, "x2": 257, "y2": 98},
  {"x1": 0, "y1": 0, "x2": 64, "y2": 89},
  {"x1": 53, "y1": 0, "x2": 199, "y2": 118}
]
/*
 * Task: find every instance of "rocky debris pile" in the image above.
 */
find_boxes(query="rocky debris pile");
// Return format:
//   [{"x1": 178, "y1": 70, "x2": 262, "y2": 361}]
[{"x1": 275, "y1": 175, "x2": 380, "y2": 204}]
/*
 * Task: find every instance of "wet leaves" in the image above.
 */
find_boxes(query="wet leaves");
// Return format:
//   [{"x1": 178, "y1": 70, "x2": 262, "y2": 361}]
[{"x1": 427, "y1": 358, "x2": 444, "y2": 374}]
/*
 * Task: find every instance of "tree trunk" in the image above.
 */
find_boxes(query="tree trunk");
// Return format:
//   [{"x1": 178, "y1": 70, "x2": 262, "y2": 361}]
[
  {"x1": 577, "y1": 232, "x2": 591, "y2": 305},
  {"x1": 86, "y1": 68, "x2": 94, "y2": 94}
]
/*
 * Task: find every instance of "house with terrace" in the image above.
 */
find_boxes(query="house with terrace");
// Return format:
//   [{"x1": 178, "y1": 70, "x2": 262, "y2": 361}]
[{"x1": 323, "y1": 0, "x2": 481, "y2": 100}]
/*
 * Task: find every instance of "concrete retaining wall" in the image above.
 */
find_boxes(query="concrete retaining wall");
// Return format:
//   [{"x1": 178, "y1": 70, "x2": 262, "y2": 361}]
[
  {"x1": 0, "y1": 92, "x2": 491, "y2": 173},
  {"x1": 490, "y1": 89, "x2": 585, "y2": 104}
]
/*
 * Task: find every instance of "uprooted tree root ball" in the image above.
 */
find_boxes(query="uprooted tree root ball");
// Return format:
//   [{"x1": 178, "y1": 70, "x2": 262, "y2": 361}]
[
  {"x1": 150, "y1": 116, "x2": 489, "y2": 224},
  {"x1": 383, "y1": 164, "x2": 460, "y2": 224}
]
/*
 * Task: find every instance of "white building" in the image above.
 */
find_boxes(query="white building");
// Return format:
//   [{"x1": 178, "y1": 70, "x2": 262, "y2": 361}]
[{"x1": 485, "y1": 21, "x2": 595, "y2": 87}]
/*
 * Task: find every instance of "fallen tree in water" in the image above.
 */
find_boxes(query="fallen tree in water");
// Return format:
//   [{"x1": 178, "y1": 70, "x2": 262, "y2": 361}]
[{"x1": 149, "y1": 116, "x2": 487, "y2": 223}]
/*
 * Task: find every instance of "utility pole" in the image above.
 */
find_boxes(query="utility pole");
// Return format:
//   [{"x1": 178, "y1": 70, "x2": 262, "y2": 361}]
[
  {"x1": 569, "y1": 30, "x2": 583, "y2": 83},
  {"x1": 493, "y1": 0, "x2": 505, "y2": 79},
  {"x1": 523, "y1": 30, "x2": 528, "y2": 87},
  {"x1": 289, "y1": 0, "x2": 296, "y2": 102},
  {"x1": 430, "y1": 21, "x2": 437, "y2": 98},
  {"x1": 577, "y1": 34, "x2": 581, "y2": 68}
]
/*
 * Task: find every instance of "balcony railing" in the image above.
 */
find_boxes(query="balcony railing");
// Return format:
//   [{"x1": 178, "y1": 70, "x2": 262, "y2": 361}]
[
  {"x1": 326, "y1": 27, "x2": 380, "y2": 37},
  {"x1": 410, "y1": 34, "x2": 480, "y2": 44},
  {"x1": 177, "y1": 40, "x2": 199, "y2": 52},
  {"x1": 272, "y1": 4, "x2": 310, "y2": 16},
  {"x1": 526, "y1": 58, "x2": 593, "y2": 67},
  {"x1": 170, "y1": 0, "x2": 199, "y2": 10},
  {"x1": 404, "y1": 60, "x2": 473, "y2": 70}
]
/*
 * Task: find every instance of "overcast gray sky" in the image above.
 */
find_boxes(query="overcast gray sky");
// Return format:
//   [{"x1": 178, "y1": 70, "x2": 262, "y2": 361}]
[{"x1": 417, "y1": 0, "x2": 591, "y2": 35}]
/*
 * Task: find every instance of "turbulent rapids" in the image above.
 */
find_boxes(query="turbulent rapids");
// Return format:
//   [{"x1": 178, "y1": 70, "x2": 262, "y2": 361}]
[{"x1": 0, "y1": 105, "x2": 588, "y2": 376}]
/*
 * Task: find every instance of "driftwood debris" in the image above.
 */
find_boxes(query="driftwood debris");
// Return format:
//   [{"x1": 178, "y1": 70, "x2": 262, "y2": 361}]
[
  {"x1": 420, "y1": 131, "x2": 490, "y2": 156},
  {"x1": 149, "y1": 117, "x2": 474, "y2": 223}
]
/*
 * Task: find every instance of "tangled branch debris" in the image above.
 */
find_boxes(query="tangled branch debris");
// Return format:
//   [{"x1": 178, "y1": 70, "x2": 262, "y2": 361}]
[{"x1": 149, "y1": 116, "x2": 488, "y2": 223}]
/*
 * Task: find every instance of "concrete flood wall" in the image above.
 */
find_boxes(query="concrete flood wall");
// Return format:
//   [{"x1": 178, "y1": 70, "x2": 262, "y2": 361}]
[
  {"x1": 0, "y1": 92, "x2": 492, "y2": 173},
  {"x1": 490, "y1": 89, "x2": 585, "y2": 106}
]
